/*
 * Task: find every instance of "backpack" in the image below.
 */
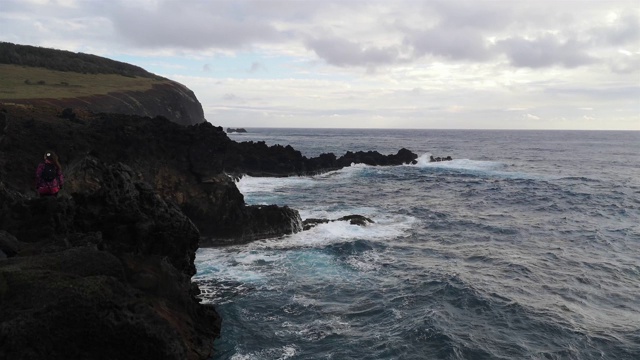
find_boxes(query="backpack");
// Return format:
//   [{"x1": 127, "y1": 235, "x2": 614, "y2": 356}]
[{"x1": 41, "y1": 163, "x2": 58, "y2": 182}]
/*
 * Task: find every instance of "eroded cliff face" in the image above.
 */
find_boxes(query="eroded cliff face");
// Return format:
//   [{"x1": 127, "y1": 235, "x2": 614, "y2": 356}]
[{"x1": 6, "y1": 82, "x2": 205, "y2": 126}]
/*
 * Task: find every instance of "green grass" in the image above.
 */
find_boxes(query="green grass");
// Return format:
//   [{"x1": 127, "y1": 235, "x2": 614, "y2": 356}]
[{"x1": 0, "y1": 64, "x2": 171, "y2": 100}]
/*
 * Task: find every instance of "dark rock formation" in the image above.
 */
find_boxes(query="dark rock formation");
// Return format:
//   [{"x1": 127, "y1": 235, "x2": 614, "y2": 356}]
[
  {"x1": 303, "y1": 215, "x2": 374, "y2": 231},
  {"x1": 0, "y1": 105, "x2": 302, "y2": 245},
  {"x1": 0, "y1": 104, "x2": 416, "y2": 245},
  {"x1": 226, "y1": 127, "x2": 247, "y2": 133},
  {"x1": 429, "y1": 155, "x2": 453, "y2": 162},
  {"x1": 0, "y1": 160, "x2": 220, "y2": 360},
  {"x1": 202, "y1": 204, "x2": 302, "y2": 246},
  {"x1": 222, "y1": 141, "x2": 418, "y2": 177}
]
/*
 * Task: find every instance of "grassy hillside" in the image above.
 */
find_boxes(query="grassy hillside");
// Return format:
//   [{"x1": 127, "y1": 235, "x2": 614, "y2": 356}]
[
  {"x1": 0, "y1": 42, "x2": 157, "y2": 78},
  {"x1": 0, "y1": 43, "x2": 205, "y2": 126},
  {"x1": 0, "y1": 64, "x2": 171, "y2": 100}
]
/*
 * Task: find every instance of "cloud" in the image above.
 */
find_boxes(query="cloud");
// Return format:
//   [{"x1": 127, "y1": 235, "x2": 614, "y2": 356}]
[
  {"x1": 109, "y1": 1, "x2": 285, "y2": 49},
  {"x1": 2, "y1": 0, "x2": 639, "y2": 130},
  {"x1": 222, "y1": 93, "x2": 240, "y2": 101},
  {"x1": 497, "y1": 35, "x2": 595, "y2": 68},
  {"x1": 404, "y1": 26, "x2": 494, "y2": 61},
  {"x1": 592, "y1": 13, "x2": 640, "y2": 46},
  {"x1": 305, "y1": 36, "x2": 401, "y2": 67},
  {"x1": 429, "y1": 0, "x2": 514, "y2": 31},
  {"x1": 608, "y1": 51, "x2": 640, "y2": 74}
]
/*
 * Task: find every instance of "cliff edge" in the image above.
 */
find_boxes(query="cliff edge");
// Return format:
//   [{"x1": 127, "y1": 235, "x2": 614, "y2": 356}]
[{"x1": 0, "y1": 42, "x2": 205, "y2": 126}]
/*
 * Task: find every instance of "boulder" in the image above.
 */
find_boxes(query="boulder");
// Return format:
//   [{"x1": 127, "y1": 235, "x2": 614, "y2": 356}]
[{"x1": 0, "y1": 230, "x2": 22, "y2": 258}]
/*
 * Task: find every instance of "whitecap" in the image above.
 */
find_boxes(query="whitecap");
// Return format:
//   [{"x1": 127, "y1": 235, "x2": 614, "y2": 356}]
[
  {"x1": 345, "y1": 251, "x2": 382, "y2": 272},
  {"x1": 194, "y1": 249, "x2": 286, "y2": 284},
  {"x1": 235, "y1": 163, "x2": 374, "y2": 198},
  {"x1": 413, "y1": 152, "x2": 505, "y2": 171},
  {"x1": 410, "y1": 152, "x2": 553, "y2": 180},
  {"x1": 235, "y1": 175, "x2": 316, "y2": 195},
  {"x1": 281, "y1": 316, "x2": 351, "y2": 341},
  {"x1": 230, "y1": 345, "x2": 298, "y2": 360},
  {"x1": 250, "y1": 212, "x2": 417, "y2": 250}
]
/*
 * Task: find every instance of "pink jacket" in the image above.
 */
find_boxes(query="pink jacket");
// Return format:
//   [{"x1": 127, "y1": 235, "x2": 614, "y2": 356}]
[{"x1": 35, "y1": 160, "x2": 64, "y2": 195}]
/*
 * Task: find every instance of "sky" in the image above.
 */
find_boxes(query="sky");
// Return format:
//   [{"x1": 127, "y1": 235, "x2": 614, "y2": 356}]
[{"x1": 1, "y1": 0, "x2": 639, "y2": 130}]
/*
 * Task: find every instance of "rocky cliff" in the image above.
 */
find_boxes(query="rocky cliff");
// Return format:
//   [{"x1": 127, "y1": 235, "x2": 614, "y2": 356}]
[
  {"x1": 5, "y1": 82, "x2": 205, "y2": 126},
  {"x1": 0, "y1": 42, "x2": 205, "y2": 126},
  {"x1": 0, "y1": 104, "x2": 416, "y2": 245},
  {"x1": 0, "y1": 160, "x2": 220, "y2": 360}
]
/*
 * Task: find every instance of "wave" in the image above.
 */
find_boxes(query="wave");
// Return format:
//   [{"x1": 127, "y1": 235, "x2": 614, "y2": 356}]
[
  {"x1": 261, "y1": 210, "x2": 417, "y2": 250},
  {"x1": 229, "y1": 345, "x2": 298, "y2": 360},
  {"x1": 235, "y1": 175, "x2": 316, "y2": 195},
  {"x1": 410, "y1": 153, "x2": 558, "y2": 182},
  {"x1": 559, "y1": 176, "x2": 603, "y2": 183},
  {"x1": 235, "y1": 164, "x2": 370, "y2": 203},
  {"x1": 413, "y1": 153, "x2": 506, "y2": 171}
]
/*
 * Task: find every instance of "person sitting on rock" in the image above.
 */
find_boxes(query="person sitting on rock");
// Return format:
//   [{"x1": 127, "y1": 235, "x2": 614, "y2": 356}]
[{"x1": 35, "y1": 151, "x2": 64, "y2": 197}]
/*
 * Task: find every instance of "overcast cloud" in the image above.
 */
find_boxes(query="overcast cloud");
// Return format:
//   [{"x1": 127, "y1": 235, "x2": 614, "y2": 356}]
[{"x1": 1, "y1": 0, "x2": 638, "y2": 129}]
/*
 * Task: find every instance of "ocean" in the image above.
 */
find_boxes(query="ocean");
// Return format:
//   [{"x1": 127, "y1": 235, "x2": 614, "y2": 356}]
[{"x1": 194, "y1": 129, "x2": 640, "y2": 360}]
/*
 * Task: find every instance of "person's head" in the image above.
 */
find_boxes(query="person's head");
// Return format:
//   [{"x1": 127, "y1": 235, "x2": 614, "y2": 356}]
[{"x1": 44, "y1": 151, "x2": 58, "y2": 161}]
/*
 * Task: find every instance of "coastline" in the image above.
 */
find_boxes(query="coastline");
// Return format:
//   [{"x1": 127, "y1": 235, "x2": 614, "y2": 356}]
[{"x1": 0, "y1": 103, "x2": 418, "y2": 359}]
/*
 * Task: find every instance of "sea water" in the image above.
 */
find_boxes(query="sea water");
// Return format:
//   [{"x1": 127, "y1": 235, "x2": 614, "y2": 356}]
[{"x1": 195, "y1": 129, "x2": 640, "y2": 360}]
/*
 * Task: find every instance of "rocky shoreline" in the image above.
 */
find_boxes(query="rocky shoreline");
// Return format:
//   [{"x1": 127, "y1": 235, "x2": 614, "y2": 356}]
[{"x1": 0, "y1": 103, "x2": 418, "y2": 359}]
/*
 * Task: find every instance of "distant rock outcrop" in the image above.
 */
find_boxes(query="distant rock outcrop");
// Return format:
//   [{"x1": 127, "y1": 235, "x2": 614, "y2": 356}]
[
  {"x1": 226, "y1": 127, "x2": 247, "y2": 133},
  {"x1": 303, "y1": 215, "x2": 374, "y2": 231},
  {"x1": 222, "y1": 141, "x2": 418, "y2": 177},
  {"x1": 429, "y1": 155, "x2": 453, "y2": 162}
]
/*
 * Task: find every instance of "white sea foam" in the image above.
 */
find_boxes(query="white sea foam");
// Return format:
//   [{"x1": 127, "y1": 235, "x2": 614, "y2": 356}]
[
  {"x1": 411, "y1": 152, "x2": 551, "y2": 180},
  {"x1": 248, "y1": 211, "x2": 417, "y2": 250},
  {"x1": 316, "y1": 162, "x2": 370, "y2": 179},
  {"x1": 345, "y1": 251, "x2": 382, "y2": 272},
  {"x1": 235, "y1": 163, "x2": 370, "y2": 197},
  {"x1": 414, "y1": 153, "x2": 505, "y2": 171},
  {"x1": 235, "y1": 175, "x2": 316, "y2": 195},
  {"x1": 194, "y1": 249, "x2": 286, "y2": 284},
  {"x1": 281, "y1": 316, "x2": 351, "y2": 341},
  {"x1": 230, "y1": 345, "x2": 298, "y2": 360}
]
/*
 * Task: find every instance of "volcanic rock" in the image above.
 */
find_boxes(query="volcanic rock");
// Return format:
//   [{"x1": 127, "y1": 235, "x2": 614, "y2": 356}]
[
  {"x1": 0, "y1": 104, "x2": 415, "y2": 245},
  {"x1": 0, "y1": 160, "x2": 220, "y2": 360},
  {"x1": 302, "y1": 215, "x2": 374, "y2": 231}
]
